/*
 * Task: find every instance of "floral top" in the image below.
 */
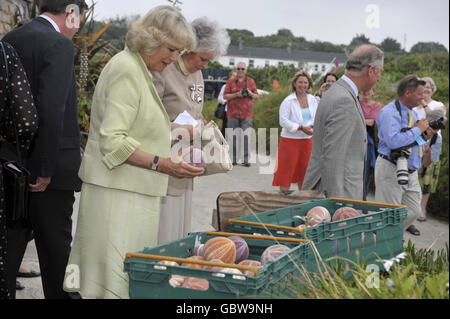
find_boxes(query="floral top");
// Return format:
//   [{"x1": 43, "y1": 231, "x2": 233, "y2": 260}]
[{"x1": 0, "y1": 41, "x2": 38, "y2": 299}]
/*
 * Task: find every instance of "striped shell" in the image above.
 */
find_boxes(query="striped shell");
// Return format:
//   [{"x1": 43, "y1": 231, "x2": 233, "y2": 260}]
[
  {"x1": 203, "y1": 237, "x2": 236, "y2": 264},
  {"x1": 332, "y1": 207, "x2": 360, "y2": 221},
  {"x1": 306, "y1": 206, "x2": 331, "y2": 226}
]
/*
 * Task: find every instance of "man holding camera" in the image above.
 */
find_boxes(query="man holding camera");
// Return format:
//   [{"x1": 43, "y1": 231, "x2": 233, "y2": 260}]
[
  {"x1": 224, "y1": 62, "x2": 258, "y2": 166},
  {"x1": 375, "y1": 75, "x2": 440, "y2": 236}
]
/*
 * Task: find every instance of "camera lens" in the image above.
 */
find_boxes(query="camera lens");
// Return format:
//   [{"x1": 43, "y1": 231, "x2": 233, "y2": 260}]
[{"x1": 396, "y1": 157, "x2": 409, "y2": 185}]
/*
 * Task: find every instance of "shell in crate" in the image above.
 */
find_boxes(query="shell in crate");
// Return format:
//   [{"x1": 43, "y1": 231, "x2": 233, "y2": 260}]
[
  {"x1": 156, "y1": 261, "x2": 185, "y2": 287},
  {"x1": 305, "y1": 206, "x2": 331, "y2": 226},
  {"x1": 203, "y1": 237, "x2": 236, "y2": 264},
  {"x1": 193, "y1": 244, "x2": 205, "y2": 257},
  {"x1": 332, "y1": 207, "x2": 361, "y2": 221},
  {"x1": 238, "y1": 259, "x2": 262, "y2": 277},
  {"x1": 182, "y1": 256, "x2": 205, "y2": 269},
  {"x1": 260, "y1": 244, "x2": 291, "y2": 265},
  {"x1": 181, "y1": 277, "x2": 209, "y2": 291},
  {"x1": 228, "y1": 236, "x2": 249, "y2": 263}
]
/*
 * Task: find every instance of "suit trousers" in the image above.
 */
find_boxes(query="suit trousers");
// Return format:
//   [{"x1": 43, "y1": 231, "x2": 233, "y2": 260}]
[
  {"x1": 226, "y1": 118, "x2": 253, "y2": 164},
  {"x1": 374, "y1": 156, "x2": 421, "y2": 231},
  {"x1": 7, "y1": 189, "x2": 75, "y2": 299}
]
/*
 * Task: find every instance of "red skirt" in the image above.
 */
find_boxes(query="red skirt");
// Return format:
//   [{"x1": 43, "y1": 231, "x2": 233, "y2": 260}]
[{"x1": 272, "y1": 137, "x2": 312, "y2": 188}]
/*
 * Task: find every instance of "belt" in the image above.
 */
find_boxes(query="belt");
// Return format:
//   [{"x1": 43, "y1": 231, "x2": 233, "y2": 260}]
[{"x1": 379, "y1": 154, "x2": 416, "y2": 174}]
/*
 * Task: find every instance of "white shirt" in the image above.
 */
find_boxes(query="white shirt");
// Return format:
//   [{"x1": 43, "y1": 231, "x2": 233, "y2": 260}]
[
  {"x1": 279, "y1": 93, "x2": 318, "y2": 139},
  {"x1": 217, "y1": 84, "x2": 227, "y2": 111},
  {"x1": 413, "y1": 100, "x2": 445, "y2": 120},
  {"x1": 39, "y1": 14, "x2": 61, "y2": 33}
]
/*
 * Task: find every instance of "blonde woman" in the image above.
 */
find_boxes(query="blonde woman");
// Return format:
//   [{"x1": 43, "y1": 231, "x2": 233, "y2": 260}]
[
  {"x1": 273, "y1": 71, "x2": 318, "y2": 191},
  {"x1": 64, "y1": 6, "x2": 204, "y2": 299}
]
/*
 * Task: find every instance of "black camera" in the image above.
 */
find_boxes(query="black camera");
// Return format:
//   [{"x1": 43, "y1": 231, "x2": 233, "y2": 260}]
[
  {"x1": 390, "y1": 149, "x2": 410, "y2": 162},
  {"x1": 241, "y1": 88, "x2": 249, "y2": 98},
  {"x1": 429, "y1": 117, "x2": 445, "y2": 130}
]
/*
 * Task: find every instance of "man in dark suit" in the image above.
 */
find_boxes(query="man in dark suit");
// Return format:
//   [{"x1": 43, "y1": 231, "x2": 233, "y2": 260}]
[{"x1": 3, "y1": 0, "x2": 88, "y2": 298}]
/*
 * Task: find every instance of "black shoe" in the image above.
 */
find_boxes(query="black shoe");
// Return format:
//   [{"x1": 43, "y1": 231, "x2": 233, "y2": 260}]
[
  {"x1": 17, "y1": 270, "x2": 41, "y2": 278},
  {"x1": 232, "y1": 162, "x2": 238, "y2": 166},
  {"x1": 16, "y1": 280, "x2": 24, "y2": 290},
  {"x1": 68, "y1": 292, "x2": 83, "y2": 299},
  {"x1": 242, "y1": 162, "x2": 251, "y2": 167}
]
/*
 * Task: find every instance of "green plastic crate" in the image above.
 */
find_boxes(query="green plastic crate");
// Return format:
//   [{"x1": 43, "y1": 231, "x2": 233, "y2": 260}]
[
  {"x1": 124, "y1": 231, "x2": 318, "y2": 299},
  {"x1": 227, "y1": 198, "x2": 408, "y2": 268}
]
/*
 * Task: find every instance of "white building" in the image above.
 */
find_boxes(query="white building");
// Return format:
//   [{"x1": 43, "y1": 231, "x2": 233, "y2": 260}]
[{"x1": 216, "y1": 45, "x2": 348, "y2": 76}]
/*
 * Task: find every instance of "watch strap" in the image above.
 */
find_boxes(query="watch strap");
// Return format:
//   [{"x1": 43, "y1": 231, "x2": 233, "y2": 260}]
[{"x1": 151, "y1": 155, "x2": 159, "y2": 171}]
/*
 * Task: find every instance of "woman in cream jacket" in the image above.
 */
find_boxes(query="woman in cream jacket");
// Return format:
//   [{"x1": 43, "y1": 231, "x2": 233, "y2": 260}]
[{"x1": 64, "y1": 6, "x2": 203, "y2": 299}]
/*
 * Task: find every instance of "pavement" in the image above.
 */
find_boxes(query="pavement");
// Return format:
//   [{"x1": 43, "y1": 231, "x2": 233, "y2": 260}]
[{"x1": 16, "y1": 152, "x2": 449, "y2": 299}]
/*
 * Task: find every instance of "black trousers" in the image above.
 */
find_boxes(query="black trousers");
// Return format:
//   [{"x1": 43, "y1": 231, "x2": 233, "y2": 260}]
[{"x1": 6, "y1": 189, "x2": 75, "y2": 299}]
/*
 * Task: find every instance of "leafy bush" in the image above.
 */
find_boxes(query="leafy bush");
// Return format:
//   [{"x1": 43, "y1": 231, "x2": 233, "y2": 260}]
[{"x1": 284, "y1": 242, "x2": 449, "y2": 299}]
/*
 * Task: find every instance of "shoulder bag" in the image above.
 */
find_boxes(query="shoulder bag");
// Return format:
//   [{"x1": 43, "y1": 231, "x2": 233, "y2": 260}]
[
  {"x1": 200, "y1": 120, "x2": 233, "y2": 175},
  {"x1": 0, "y1": 41, "x2": 31, "y2": 221}
]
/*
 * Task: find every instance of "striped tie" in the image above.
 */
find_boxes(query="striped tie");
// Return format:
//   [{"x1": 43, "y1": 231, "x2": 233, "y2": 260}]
[{"x1": 408, "y1": 110, "x2": 423, "y2": 158}]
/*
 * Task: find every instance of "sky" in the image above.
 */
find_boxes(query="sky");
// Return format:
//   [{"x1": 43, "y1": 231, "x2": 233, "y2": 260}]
[{"x1": 92, "y1": 0, "x2": 449, "y2": 52}]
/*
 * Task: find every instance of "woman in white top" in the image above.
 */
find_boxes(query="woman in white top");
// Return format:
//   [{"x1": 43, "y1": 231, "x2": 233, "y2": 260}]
[
  {"x1": 272, "y1": 71, "x2": 318, "y2": 191},
  {"x1": 414, "y1": 77, "x2": 446, "y2": 222},
  {"x1": 413, "y1": 76, "x2": 445, "y2": 119}
]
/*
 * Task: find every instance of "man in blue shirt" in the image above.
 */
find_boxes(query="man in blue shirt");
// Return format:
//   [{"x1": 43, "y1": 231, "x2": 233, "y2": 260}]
[{"x1": 375, "y1": 75, "x2": 438, "y2": 237}]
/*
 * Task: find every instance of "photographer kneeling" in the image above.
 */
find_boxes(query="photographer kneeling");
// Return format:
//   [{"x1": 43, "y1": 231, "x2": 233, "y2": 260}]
[{"x1": 374, "y1": 75, "x2": 441, "y2": 237}]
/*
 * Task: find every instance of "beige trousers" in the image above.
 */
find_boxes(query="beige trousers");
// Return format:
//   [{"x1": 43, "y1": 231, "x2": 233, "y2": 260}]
[{"x1": 374, "y1": 156, "x2": 422, "y2": 231}]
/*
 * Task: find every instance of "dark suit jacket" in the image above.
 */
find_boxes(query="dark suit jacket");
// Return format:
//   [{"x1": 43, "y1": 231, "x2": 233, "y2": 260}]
[{"x1": 3, "y1": 17, "x2": 82, "y2": 191}]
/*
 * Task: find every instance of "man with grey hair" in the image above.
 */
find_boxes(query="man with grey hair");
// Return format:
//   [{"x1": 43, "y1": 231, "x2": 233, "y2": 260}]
[
  {"x1": 224, "y1": 62, "x2": 258, "y2": 166},
  {"x1": 302, "y1": 44, "x2": 384, "y2": 200}
]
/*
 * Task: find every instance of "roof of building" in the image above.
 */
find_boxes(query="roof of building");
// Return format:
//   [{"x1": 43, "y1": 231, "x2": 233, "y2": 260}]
[{"x1": 224, "y1": 45, "x2": 348, "y2": 64}]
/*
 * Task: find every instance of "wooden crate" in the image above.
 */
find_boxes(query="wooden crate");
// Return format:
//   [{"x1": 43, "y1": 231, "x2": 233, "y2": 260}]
[{"x1": 211, "y1": 190, "x2": 325, "y2": 231}]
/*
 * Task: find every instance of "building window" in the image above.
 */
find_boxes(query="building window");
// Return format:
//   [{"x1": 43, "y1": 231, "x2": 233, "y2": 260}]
[
  {"x1": 322, "y1": 65, "x2": 326, "y2": 72},
  {"x1": 278, "y1": 61, "x2": 284, "y2": 66},
  {"x1": 314, "y1": 64, "x2": 319, "y2": 71},
  {"x1": 229, "y1": 58, "x2": 235, "y2": 66},
  {"x1": 265, "y1": 60, "x2": 270, "y2": 67},
  {"x1": 249, "y1": 59, "x2": 254, "y2": 68}
]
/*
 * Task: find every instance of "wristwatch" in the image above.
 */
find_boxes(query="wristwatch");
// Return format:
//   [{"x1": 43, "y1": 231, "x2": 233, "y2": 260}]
[{"x1": 150, "y1": 155, "x2": 159, "y2": 171}]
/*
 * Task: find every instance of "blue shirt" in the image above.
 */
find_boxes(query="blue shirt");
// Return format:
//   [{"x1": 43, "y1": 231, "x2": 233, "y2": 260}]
[
  {"x1": 341, "y1": 75, "x2": 359, "y2": 97},
  {"x1": 301, "y1": 108, "x2": 311, "y2": 126},
  {"x1": 376, "y1": 99, "x2": 424, "y2": 170}
]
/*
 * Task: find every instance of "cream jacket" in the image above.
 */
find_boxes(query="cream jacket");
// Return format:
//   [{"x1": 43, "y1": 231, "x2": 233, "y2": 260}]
[{"x1": 79, "y1": 48, "x2": 171, "y2": 197}]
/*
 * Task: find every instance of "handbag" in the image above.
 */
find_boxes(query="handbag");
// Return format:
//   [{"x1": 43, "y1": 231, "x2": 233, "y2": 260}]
[
  {"x1": 0, "y1": 41, "x2": 30, "y2": 221},
  {"x1": 200, "y1": 120, "x2": 233, "y2": 175},
  {"x1": 214, "y1": 103, "x2": 226, "y2": 120}
]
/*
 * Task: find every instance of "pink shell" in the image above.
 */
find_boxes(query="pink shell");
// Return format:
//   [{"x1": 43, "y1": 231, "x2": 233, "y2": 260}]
[
  {"x1": 332, "y1": 207, "x2": 360, "y2": 221},
  {"x1": 194, "y1": 244, "x2": 205, "y2": 257},
  {"x1": 228, "y1": 236, "x2": 249, "y2": 263},
  {"x1": 181, "y1": 277, "x2": 209, "y2": 291},
  {"x1": 183, "y1": 148, "x2": 206, "y2": 168},
  {"x1": 306, "y1": 206, "x2": 331, "y2": 226},
  {"x1": 260, "y1": 244, "x2": 291, "y2": 265},
  {"x1": 238, "y1": 259, "x2": 262, "y2": 277},
  {"x1": 204, "y1": 258, "x2": 224, "y2": 271}
]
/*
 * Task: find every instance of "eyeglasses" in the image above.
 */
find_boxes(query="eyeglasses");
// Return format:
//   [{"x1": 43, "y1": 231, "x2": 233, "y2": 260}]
[{"x1": 237, "y1": 68, "x2": 246, "y2": 71}]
